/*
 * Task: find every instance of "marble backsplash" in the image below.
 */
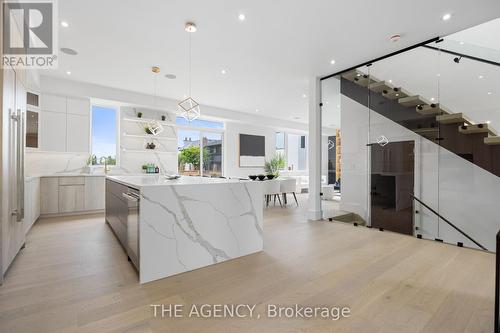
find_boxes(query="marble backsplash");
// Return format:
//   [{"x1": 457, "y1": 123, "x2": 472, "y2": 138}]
[
  {"x1": 26, "y1": 151, "x2": 178, "y2": 176},
  {"x1": 26, "y1": 152, "x2": 89, "y2": 176}
]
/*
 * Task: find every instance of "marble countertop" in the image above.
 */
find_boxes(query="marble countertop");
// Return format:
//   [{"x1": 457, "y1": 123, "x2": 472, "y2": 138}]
[
  {"x1": 106, "y1": 175, "x2": 247, "y2": 189},
  {"x1": 25, "y1": 173, "x2": 107, "y2": 181}
]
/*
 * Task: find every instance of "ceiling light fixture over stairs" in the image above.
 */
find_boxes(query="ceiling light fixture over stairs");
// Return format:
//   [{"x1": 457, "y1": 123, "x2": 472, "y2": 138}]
[{"x1": 178, "y1": 22, "x2": 201, "y2": 122}]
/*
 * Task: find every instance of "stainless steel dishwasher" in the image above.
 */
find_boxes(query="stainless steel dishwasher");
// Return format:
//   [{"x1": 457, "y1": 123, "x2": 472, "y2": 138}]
[{"x1": 121, "y1": 187, "x2": 140, "y2": 270}]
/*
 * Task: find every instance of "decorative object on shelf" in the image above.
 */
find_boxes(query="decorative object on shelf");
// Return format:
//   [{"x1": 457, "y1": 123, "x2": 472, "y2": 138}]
[
  {"x1": 266, "y1": 174, "x2": 275, "y2": 180},
  {"x1": 239, "y1": 134, "x2": 265, "y2": 167},
  {"x1": 257, "y1": 174, "x2": 266, "y2": 181},
  {"x1": 264, "y1": 154, "x2": 285, "y2": 177},
  {"x1": 161, "y1": 115, "x2": 166, "y2": 121},
  {"x1": 146, "y1": 142, "x2": 156, "y2": 150},
  {"x1": 164, "y1": 173, "x2": 181, "y2": 180},
  {"x1": 248, "y1": 175, "x2": 257, "y2": 180},
  {"x1": 178, "y1": 22, "x2": 201, "y2": 122},
  {"x1": 143, "y1": 163, "x2": 159, "y2": 174},
  {"x1": 143, "y1": 121, "x2": 164, "y2": 136}
]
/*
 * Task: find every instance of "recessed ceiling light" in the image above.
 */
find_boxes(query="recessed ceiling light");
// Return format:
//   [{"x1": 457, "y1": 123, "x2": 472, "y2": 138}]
[
  {"x1": 60, "y1": 47, "x2": 78, "y2": 55},
  {"x1": 238, "y1": 13, "x2": 246, "y2": 21},
  {"x1": 430, "y1": 97, "x2": 435, "y2": 101},
  {"x1": 302, "y1": 94, "x2": 307, "y2": 98},
  {"x1": 330, "y1": 59, "x2": 336, "y2": 65},
  {"x1": 436, "y1": 73, "x2": 441, "y2": 77},
  {"x1": 478, "y1": 75, "x2": 484, "y2": 79},
  {"x1": 66, "y1": 71, "x2": 71, "y2": 75},
  {"x1": 388, "y1": 79, "x2": 392, "y2": 83},
  {"x1": 185, "y1": 22, "x2": 197, "y2": 32},
  {"x1": 165, "y1": 74, "x2": 176, "y2": 79},
  {"x1": 486, "y1": 120, "x2": 491, "y2": 124},
  {"x1": 487, "y1": 92, "x2": 492, "y2": 95},
  {"x1": 389, "y1": 34, "x2": 401, "y2": 42},
  {"x1": 221, "y1": 69, "x2": 227, "y2": 75},
  {"x1": 61, "y1": 21, "x2": 69, "y2": 28},
  {"x1": 459, "y1": 41, "x2": 465, "y2": 45},
  {"x1": 255, "y1": 109, "x2": 259, "y2": 112},
  {"x1": 442, "y1": 13, "x2": 452, "y2": 21}
]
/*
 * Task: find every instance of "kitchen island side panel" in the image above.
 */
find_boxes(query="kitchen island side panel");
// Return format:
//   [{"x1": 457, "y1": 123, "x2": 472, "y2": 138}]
[{"x1": 139, "y1": 181, "x2": 263, "y2": 284}]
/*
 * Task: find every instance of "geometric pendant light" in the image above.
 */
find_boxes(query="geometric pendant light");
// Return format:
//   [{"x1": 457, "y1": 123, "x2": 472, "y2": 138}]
[{"x1": 178, "y1": 22, "x2": 201, "y2": 122}]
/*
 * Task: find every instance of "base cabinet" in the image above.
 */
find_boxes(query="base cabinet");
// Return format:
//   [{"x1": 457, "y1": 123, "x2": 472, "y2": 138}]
[
  {"x1": 40, "y1": 177, "x2": 59, "y2": 214},
  {"x1": 40, "y1": 176, "x2": 105, "y2": 215},
  {"x1": 24, "y1": 178, "x2": 41, "y2": 233},
  {"x1": 59, "y1": 185, "x2": 85, "y2": 213}
]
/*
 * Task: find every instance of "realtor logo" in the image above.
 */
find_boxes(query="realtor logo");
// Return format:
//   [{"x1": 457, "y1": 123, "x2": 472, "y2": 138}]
[{"x1": 2, "y1": 0, "x2": 58, "y2": 68}]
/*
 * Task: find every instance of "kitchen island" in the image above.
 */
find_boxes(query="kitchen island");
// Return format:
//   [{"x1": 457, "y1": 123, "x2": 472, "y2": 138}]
[{"x1": 105, "y1": 175, "x2": 263, "y2": 284}]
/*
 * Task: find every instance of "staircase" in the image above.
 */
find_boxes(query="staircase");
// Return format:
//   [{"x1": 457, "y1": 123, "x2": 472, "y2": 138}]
[{"x1": 341, "y1": 70, "x2": 500, "y2": 177}]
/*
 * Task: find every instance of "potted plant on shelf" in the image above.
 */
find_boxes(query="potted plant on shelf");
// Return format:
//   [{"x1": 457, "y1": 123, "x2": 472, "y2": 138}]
[
  {"x1": 265, "y1": 154, "x2": 285, "y2": 178},
  {"x1": 144, "y1": 125, "x2": 153, "y2": 135},
  {"x1": 146, "y1": 142, "x2": 156, "y2": 150},
  {"x1": 161, "y1": 115, "x2": 166, "y2": 121}
]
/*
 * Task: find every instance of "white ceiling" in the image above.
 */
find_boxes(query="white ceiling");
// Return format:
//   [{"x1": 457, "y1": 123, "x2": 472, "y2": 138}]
[{"x1": 42, "y1": 0, "x2": 500, "y2": 123}]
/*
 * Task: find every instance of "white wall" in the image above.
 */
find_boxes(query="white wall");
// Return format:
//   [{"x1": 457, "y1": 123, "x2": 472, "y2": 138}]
[{"x1": 340, "y1": 94, "x2": 500, "y2": 251}]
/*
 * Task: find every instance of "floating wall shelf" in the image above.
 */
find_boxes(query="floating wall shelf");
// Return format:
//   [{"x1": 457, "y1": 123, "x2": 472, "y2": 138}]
[{"x1": 123, "y1": 133, "x2": 177, "y2": 140}]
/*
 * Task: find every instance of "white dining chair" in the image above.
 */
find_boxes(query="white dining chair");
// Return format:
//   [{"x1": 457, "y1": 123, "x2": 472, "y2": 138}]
[
  {"x1": 280, "y1": 178, "x2": 298, "y2": 207},
  {"x1": 262, "y1": 180, "x2": 282, "y2": 207}
]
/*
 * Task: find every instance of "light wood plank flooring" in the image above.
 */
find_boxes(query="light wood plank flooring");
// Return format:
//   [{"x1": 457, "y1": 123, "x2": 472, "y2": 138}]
[{"x1": 0, "y1": 194, "x2": 495, "y2": 333}]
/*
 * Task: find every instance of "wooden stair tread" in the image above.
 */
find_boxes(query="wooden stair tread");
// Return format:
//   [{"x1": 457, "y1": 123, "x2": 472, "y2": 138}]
[
  {"x1": 353, "y1": 74, "x2": 380, "y2": 87},
  {"x1": 399, "y1": 95, "x2": 432, "y2": 108},
  {"x1": 458, "y1": 124, "x2": 497, "y2": 136},
  {"x1": 436, "y1": 113, "x2": 472, "y2": 125},
  {"x1": 382, "y1": 87, "x2": 411, "y2": 100},
  {"x1": 484, "y1": 136, "x2": 500, "y2": 145},
  {"x1": 416, "y1": 103, "x2": 450, "y2": 116},
  {"x1": 413, "y1": 127, "x2": 439, "y2": 134},
  {"x1": 368, "y1": 81, "x2": 394, "y2": 93},
  {"x1": 341, "y1": 70, "x2": 362, "y2": 81}
]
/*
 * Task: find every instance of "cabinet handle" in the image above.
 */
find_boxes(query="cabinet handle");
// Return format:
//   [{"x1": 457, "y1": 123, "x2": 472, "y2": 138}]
[{"x1": 122, "y1": 192, "x2": 140, "y2": 201}]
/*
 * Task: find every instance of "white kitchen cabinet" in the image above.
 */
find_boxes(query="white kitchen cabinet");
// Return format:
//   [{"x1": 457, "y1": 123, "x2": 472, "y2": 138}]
[
  {"x1": 40, "y1": 177, "x2": 59, "y2": 214},
  {"x1": 41, "y1": 94, "x2": 66, "y2": 113},
  {"x1": 40, "y1": 94, "x2": 90, "y2": 153},
  {"x1": 66, "y1": 97, "x2": 89, "y2": 116},
  {"x1": 66, "y1": 114, "x2": 89, "y2": 152},
  {"x1": 24, "y1": 178, "x2": 40, "y2": 233},
  {"x1": 84, "y1": 177, "x2": 105, "y2": 210},
  {"x1": 41, "y1": 110, "x2": 66, "y2": 151}
]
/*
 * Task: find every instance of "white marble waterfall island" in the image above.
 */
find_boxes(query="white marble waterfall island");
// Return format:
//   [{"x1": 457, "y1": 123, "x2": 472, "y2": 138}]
[{"x1": 105, "y1": 175, "x2": 263, "y2": 284}]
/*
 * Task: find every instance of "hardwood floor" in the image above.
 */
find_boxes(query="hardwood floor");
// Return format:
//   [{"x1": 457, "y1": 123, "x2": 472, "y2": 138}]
[{"x1": 0, "y1": 194, "x2": 495, "y2": 332}]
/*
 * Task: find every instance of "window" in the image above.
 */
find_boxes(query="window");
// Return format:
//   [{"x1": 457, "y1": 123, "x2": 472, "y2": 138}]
[
  {"x1": 275, "y1": 132, "x2": 308, "y2": 171},
  {"x1": 287, "y1": 134, "x2": 307, "y2": 171},
  {"x1": 177, "y1": 117, "x2": 224, "y2": 177},
  {"x1": 91, "y1": 105, "x2": 117, "y2": 165}
]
